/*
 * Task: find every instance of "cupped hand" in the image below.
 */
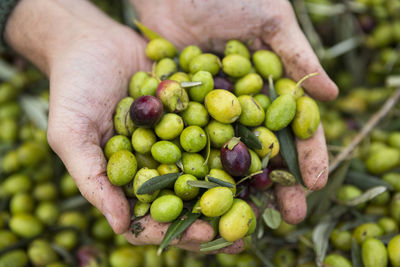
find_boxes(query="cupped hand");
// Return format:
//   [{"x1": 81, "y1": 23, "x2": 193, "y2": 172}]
[{"x1": 130, "y1": 0, "x2": 334, "y2": 225}]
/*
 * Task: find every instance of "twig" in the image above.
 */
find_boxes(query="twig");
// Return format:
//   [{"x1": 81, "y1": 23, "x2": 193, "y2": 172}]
[{"x1": 329, "y1": 87, "x2": 400, "y2": 174}]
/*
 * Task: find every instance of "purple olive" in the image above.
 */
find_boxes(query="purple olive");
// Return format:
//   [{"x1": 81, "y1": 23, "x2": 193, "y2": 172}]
[
  {"x1": 77, "y1": 246, "x2": 100, "y2": 267},
  {"x1": 220, "y1": 138, "x2": 251, "y2": 177},
  {"x1": 250, "y1": 168, "x2": 272, "y2": 190},
  {"x1": 129, "y1": 95, "x2": 163, "y2": 127},
  {"x1": 214, "y1": 77, "x2": 234, "y2": 92},
  {"x1": 237, "y1": 185, "x2": 250, "y2": 200}
]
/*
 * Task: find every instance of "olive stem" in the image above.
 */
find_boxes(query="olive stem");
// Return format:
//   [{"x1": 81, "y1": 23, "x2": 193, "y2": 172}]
[
  {"x1": 294, "y1": 72, "x2": 319, "y2": 91},
  {"x1": 329, "y1": 87, "x2": 400, "y2": 173}
]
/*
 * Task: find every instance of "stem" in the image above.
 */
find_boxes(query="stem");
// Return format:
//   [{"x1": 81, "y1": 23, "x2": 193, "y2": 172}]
[
  {"x1": 295, "y1": 72, "x2": 319, "y2": 90},
  {"x1": 329, "y1": 87, "x2": 400, "y2": 174}
]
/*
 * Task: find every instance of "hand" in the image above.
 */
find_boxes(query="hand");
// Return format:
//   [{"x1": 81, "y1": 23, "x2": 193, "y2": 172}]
[
  {"x1": 130, "y1": 0, "x2": 335, "y2": 223},
  {"x1": 5, "y1": 0, "x2": 237, "y2": 253}
]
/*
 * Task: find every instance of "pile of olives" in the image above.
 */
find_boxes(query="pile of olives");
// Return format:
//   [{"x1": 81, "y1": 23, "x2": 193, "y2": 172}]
[{"x1": 105, "y1": 36, "x2": 321, "y2": 243}]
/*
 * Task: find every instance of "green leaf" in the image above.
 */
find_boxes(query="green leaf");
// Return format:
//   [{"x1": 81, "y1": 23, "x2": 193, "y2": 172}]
[
  {"x1": 236, "y1": 170, "x2": 263, "y2": 185},
  {"x1": 181, "y1": 81, "x2": 202, "y2": 88},
  {"x1": 19, "y1": 96, "x2": 49, "y2": 130},
  {"x1": 261, "y1": 152, "x2": 272, "y2": 169},
  {"x1": 344, "y1": 186, "x2": 387, "y2": 207},
  {"x1": 137, "y1": 173, "x2": 180, "y2": 194},
  {"x1": 206, "y1": 176, "x2": 234, "y2": 188},
  {"x1": 268, "y1": 76, "x2": 278, "y2": 101},
  {"x1": 351, "y1": 238, "x2": 362, "y2": 267},
  {"x1": 262, "y1": 208, "x2": 281, "y2": 229},
  {"x1": 236, "y1": 124, "x2": 262, "y2": 150},
  {"x1": 202, "y1": 132, "x2": 211, "y2": 167},
  {"x1": 200, "y1": 237, "x2": 233, "y2": 252},
  {"x1": 186, "y1": 180, "x2": 219, "y2": 189},
  {"x1": 158, "y1": 212, "x2": 200, "y2": 255},
  {"x1": 346, "y1": 170, "x2": 393, "y2": 191}
]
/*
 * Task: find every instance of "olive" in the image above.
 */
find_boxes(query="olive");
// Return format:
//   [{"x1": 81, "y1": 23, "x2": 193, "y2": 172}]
[
  {"x1": 156, "y1": 80, "x2": 189, "y2": 113},
  {"x1": 145, "y1": 38, "x2": 176, "y2": 61},
  {"x1": 224, "y1": 40, "x2": 250, "y2": 59},
  {"x1": 250, "y1": 168, "x2": 272, "y2": 190},
  {"x1": 220, "y1": 138, "x2": 251, "y2": 177},
  {"x1": 129, "y1": 95, "x2": 163, "y2": 127},
  {"x1": 214, "y1": 77, "x2": 234, "y2": 91},
  {"x1": 179, "y1": 45, "x2": 202, "y2": 72}
]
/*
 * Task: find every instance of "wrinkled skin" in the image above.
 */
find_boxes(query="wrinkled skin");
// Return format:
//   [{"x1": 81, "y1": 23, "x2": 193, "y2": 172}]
[{"x1": 6, "y1": 0, "x2": 335, "y2": 254}]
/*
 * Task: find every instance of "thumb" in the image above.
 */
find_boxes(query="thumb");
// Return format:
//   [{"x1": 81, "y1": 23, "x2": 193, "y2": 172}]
[
  {"x1": 47, "y1": 123, "x2": 131, "y2": 234},
  {"x1": 262, "y1": 4, "x2": 338, "y2": 101}
]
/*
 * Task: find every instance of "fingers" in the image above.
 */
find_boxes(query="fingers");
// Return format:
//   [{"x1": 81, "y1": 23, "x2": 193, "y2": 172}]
[
  {"x1": 262, "y1": 3, "x2": 338, "y2": 101},
  {"x1": 275, "y1": 183, "x2": 307, "y2": 224},
  {"x1": 123, "y1": 215, "x2": 214, "y2": 247},
  {"x1": 47, "y1": 123, "x2": 130, "y2": 234}
]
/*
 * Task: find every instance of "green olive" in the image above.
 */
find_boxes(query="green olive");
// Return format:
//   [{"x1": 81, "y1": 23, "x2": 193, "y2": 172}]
[
  {"x1": 388, "y1": 235, "x2": 400, "y2": 267},
  {"x1": 238, "y1": 95, "x2": 265, "y2": 127},
  {"x1": 361, "y1": 238, "x2": 388, "y2": 267},
  {"x1": 205, "y1": 89, "x2": 241, "y2": 123},
  {"x1": 104, "y1": 135, "x2": 133, "y2": 160},
  {"x1": 174, "y1": 174, "x2": 199, "y2": 201},
  {"x1": 157, "y1": 164, "x2": 179, "y2": 176},
  {"x1": 134, "y1": 77, "x2": 159, "y2": 98},
  {"x1": 131, "y1": 128, "x2": 157, "y2": 154},
  {"x1": 0, "y1": 250, "x2": 28, "y2": 267},
  {"x1": 182, "y1": 152, "x2": 208, "y2": 178},
  {"x1": 206, "y1": 169, "x2": 236, "y2": 195},
  {"x1": 248, "y1": 149, "x2": 262, "y2": 174},
  {"x1": 224, "y1": 40, "x2": 250, "y2": 59},
  {"x1": 163, "y1": 247, "x2": 182, "y2": 267},
  {"x1": 10, "y1": 193, "x2": 34, "y2": 214},
  {"x1": 9, "y1": 213, "x2": 43, "y2": 238},
  {"x1": 32, "y1": 162, "x2": 54, "y2": 183},
  {"x1": 200, "y1": 187, "x2": 233, "y2": 217},
  {"x1": 205, "y1": 120, "x2": 235, "y2": 148},
  {"x1": 388, "y1": 132, "x2": 400, "y2": 149},
  {"x1": 330, "y1": 228, "x2": 352, "y2": 251},
  {"x1": 219, "y1": 199, "x2": 253, "y2": 242},
  {"x1": 180, "y1": 126, "x2": 207, "y2": 152},
  {"x1": 353, "y1": 223, "x2": 384, "y2": 244},
  {"x1": 33, "y1": 182, "x2": 58, "y2": 201},
  {"x1": 169, "y1": 72, "x2": 190, "y2": 83},
  {"x1": 17, "y1": 141, "x2": 47, "y2": 167},
  {"x1": 222, "y1": 54, "x2": 252, "y2": 78},
  {"x1": 150, "y1": 195, "x2": 183, "y2": 223},
  {"x1": 0, "y1": 230, "x2": 17, "y2": 250},
  {"x1": 234, "y1": 73, "x2": 263, "y2": 96},
  {"x1": 35, "y1": 201, "x2": 59, "y2": 225},
  {"x1": 134, "y1": 168, "x2": 160, "y2": 203},
  {"x1": 179, "y1": 45, "x2": 202, "y2": 72},
  {"x1": 1, "y1": 150, "x2": 20, "y2": 174},
  {"x1": 155, "y1": 58, "x2": 177, "y2": 80},
  {"x1": 378, "y1": 217, "x2": 399, "y2": 234},
  {"x1": 292, "y1": 96, "x2": 320, "y2": 139},
  {"x1": 337, "y1": 184, "x2": 365, "y2": 209},
  {"x1": 189, "y1": 53, "x2": 221, "y2": 75},
  {"x1": 3, "y1": 173, "x2": 32, "y2": 195},
  {"x1": 383, "y1": 173, "x2": 400, "y2": 192},
  {"x1": 208, "y1": 149, "x2": 223, "y2": 169},
  {"x1": 180, "y1": 102, "x2": 209, "y2": 127},
  {"x1": 54, "y1": 230, "x2": 78, "y2": 250},
  {"x1": 155, "y1": 113, "x2": 184, "y2": 140},
  {"x1": 252, "y1": 50, "x2": 282, "y2": 80},
  {"x1": 129, "y1": 71, "x2": 149, "y2": 98},
  {"x1": 145, "y1": 38, "x2": 177, "y2": 61},
  {"x1": 113, "y1": 97, "x2": 135, "y2": 136},
  {"x1": 253, "y1": 126, "x2": 280, "y2": 158},
  {"x1": 390, "y1": 193, "x2": 400, "y2": 222},
  {"x1": 151, "y1": 141, "x2": 182, "y2": 164},
  {"x1": 265, "y1": 94, "x2": 296, "y2": 131},
  {"x1": 0, "y1": 83, "x2": 18, "y2": 104},
  {"x1": 253, "y1": 94, "x2": 271, "y2": 113},
  {"x1": 366, "y1": 147, "x2": 400, "y2": 174},
  {"x1": 109, "y1": 246, "x2": 143, "y2": 267},
  {"x1": 371, "y1": 190, "x2": 390, "y2": 205},
  {"x1": 58, "y1": 211, "x2": 87, "y2": 230},
  {"x1": 275, "y1": 78, "x2": 304, "y2": 99},
  {"x1": 92, "y1": 217, "x2": 114, "y2": 241},
  {"x1": 273, "y1": 248, "x2": 296, "y2": 267},
  {"x1": 133, "y1": 200, "x2": 151, "y2": 217},
  {"x1": 135, "y1": 152, "x2": 159, "y2": 169},
  {"x1": 0, "y1": 102, "x2": 21, "y2": 120},
  {"x1": 28, "y1": 239, "x2": 59, "y2": 266},
  {"x1": 324, "y1": 254, "x2": 352, "y2": 267},
  {"x1": 107, "y1": 150, "x2": 137, "y2": 186},
  {"x1": 60, "y1": 173, "x2": 78, "y2": 197},
  {"x1": 189, "y1": 71, "x2": 214, "y2": 102}
]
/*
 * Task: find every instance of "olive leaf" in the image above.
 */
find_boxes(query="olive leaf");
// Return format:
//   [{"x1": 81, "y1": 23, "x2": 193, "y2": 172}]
[
  {"x1": 186, "y1": 180, "x2": 219, "y2": 189},
  {"x1": 202, "y1": 132, "x2": 211, "y2": 167},
  {"x1": 51, "y1": 244, "x2": 77, "y2": 266},
  {"x1": 19, "y1": 95, "x2": 49, "y2": 130},
  {"x1": 346, "y1": 170, "x2": 393, "y2": 190},
  {"x1": 351, "y1": 238, "x2": 362, "y2": 267},
  {"x1": 200, "y1": 237, "x2": 233, "y2": 252},
  {"x1": 236, "y1": 124, "x2": 262, "y2": 150},
  {"x1": 158, "y1": 211, "x2": 200, "y2": 255},
  {"x1": 343, "y1": 186, "x2": 387, "y2": 207},
  {"x1": 180, "y1": 81, "x2": 202, "y2": 88},
  {"x1": 268, "y1": 76, "x2": 304, "y2": 186},
  {"x1": 206, "y1": 176, "x2": 234, "y2": 188},
  {"x1": 261, "y1": 151, "x2": 272, "y2": 169},
  {"x1": 262, "y1": 208, "x2": 281, "y2": 229},
  {"x1": 136, "y1": 173, "x2": 180, "y2": 194}
]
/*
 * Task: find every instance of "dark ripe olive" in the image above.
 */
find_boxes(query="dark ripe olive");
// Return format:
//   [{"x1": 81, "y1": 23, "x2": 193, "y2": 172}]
[
  {"x1": 76, "y1": 246, "x2": 100, "y2": 267},
  {"x1": 269, "y1": 154, "x2": 286, "y2": 169},
  {"x1": 237, "y1": 185, "x2": 250, "y2": 200},
  {"x1": 358, "y1": 15, "x2": 375, "y2": 33},
  {"x1": 250, "y1": 168, "x2": 272, "y2": 190},
  {"x1": 214, "y1": 77, "x2": 234, "y2": 92},
  {"x1": 220, "y1": 138, "x2": 251, "y2": 177},
  {"x1": 130, "y1": 95, "x2": 163, "y2": 127}
]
